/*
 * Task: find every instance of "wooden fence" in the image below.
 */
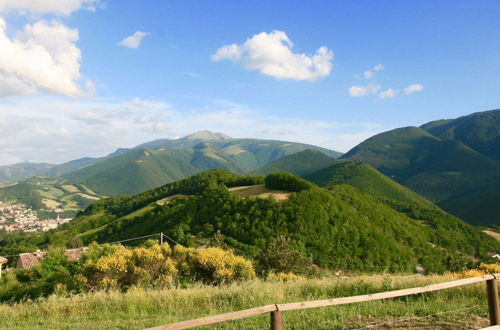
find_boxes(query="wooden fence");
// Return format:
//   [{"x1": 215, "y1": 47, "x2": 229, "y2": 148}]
[{"x1": 146, "y1": 273, "x2": 500, "y2": 330}]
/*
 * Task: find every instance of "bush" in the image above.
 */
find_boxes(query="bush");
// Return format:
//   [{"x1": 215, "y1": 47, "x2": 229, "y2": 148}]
[
  {"x1": 460, "y1": 263, "x2": 500, "y2": 278},
  {"x1": 84, "y1": 243, "x2": 177, "y2": 290},
  {"x1": 174, "y1": 245, "x2": 255, "y2": 285},
  {"x1": 265, "y1": 172, "x2": 314, "y2": 192},
  {"x1": 257, "y1": 236, "x2": 314, "y2": 276}
]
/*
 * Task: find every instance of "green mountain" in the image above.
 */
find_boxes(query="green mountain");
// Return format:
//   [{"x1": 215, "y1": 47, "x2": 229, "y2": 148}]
[
  {"x1": 66, "y1": 148, "x2": 199, "y2": 196},
  {"x1": 47, "y1": 170, "x2": 499, "y2": 273},
  {"x1": 137, "y1": 131, "x2": 342, "y2": 172},
  {"x1": 341, "y1": 123, "x2": 500, "y2": 225},
  {"x1": 0, "y1": 132, "x2": 342, "y2": 215},
  {"x1": 304, "y1": 161, "x2": 435, "y2": 208},
  {"x1": 421, "y1": 109, "x2": 500, "y2": 161},
  {"x1": 0, "y1": 162, "x2": 55, "y2": 184},
  {"x1": 252, "y1": 149, "x2": 338, "y2": 176},
  {"x1": 438, "y1": 178, "x2": 500, "y2": 226},
  {"x1": 190, "y1": 142, "x2": 242, "y2": 173}
]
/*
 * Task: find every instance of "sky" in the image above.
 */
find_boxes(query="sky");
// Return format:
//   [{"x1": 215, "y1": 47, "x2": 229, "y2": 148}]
[{"x1": 0, "y1": 0, "x2": 499, "y2": 165}]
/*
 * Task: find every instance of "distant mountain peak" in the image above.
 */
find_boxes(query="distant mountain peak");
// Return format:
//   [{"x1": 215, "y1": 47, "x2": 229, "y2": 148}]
[{"x1": 182, "y1": 130, "x2": 232, "y2": 141}]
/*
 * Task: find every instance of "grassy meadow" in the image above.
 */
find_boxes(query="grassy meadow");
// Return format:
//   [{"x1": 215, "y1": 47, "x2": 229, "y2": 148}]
[{"x1": 0, "y1": 274, "x2": 492, "y2": 329}]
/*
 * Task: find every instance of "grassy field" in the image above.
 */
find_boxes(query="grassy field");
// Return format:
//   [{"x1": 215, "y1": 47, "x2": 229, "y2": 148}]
[
  {"x1": 229, "y1": 184, "x2": 291, "y2": 201},
  {"x1": 0, "y1": 275, "x2": 492, "y2": 329},
  {"x1": 484, "y1": 230, "x2": 500, "y2": 241}
]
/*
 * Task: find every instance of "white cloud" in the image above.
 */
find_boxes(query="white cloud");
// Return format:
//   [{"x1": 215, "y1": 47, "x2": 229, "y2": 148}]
[
  {"x1": 404, "y1": 84, "x2": 424, "y2": 95},
  {"x1": 0, "y1": 18, "x2": 94, "y2": 97},
  {"x1": 349, "y1": 84, "x2": 380, "y2": 97},
  {"x1": 363, "y1": 70, "x2": 374, "y2": 79},
  {"x1": 0, "y1": 96, "x2": 385, "y2": 165},
  {"x1": 373, "y1": 64, "x2": 384, "y2": 71},
  {"x1": 0, "y1": 0, "x2": 100, "y2": 16},
  {"x1": 118, "y1": 31, "x2": 149, "y2": 49},
  {"x1": 349, "y1": 86, "x2": 368, "y2": 97},
  {"x1": 211, "y1": 30, "x2": 333, "y2": 81},
  {"x1": 378, "y1": 88, "x2": 397, "y2": 99}
]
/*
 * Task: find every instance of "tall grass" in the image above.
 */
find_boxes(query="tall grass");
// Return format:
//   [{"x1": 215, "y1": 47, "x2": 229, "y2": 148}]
[{"x1": 0, "y1": 275, "x2": 491, "y2": 329}]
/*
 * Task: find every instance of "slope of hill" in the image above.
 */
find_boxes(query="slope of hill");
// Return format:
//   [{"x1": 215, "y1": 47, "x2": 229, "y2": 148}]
[
  {"x1": 190, "y1": 142, "x2": 242, "y2": 173},
  {"x1": 0, "y1": 162, "x2": 55, "y2": 184},
  {"x1": 304, "y1": 161, "x2": 435, "y2": 208},
  {"x1": 341, "y1": 124, "x2": 500, "y2": 225},
  {"x1": 49, "y1": 170, "x2": 499, "y2": 273},
  {"x1": 437, "y1": 178, "x2": 500, "y2": 226},
  {"x1": 137, "y1": 131, "x2": 342, "y2": 171},
  {"x1": 252, "y1": 149, "x2": 338, "y2": 176},
  {"x1": 421, "y1": 109, "x2": 500, "y2": 161},
  {"x1": 0, "y1": 177, "x2": 102, "y2": 218},
  {"x1": 66, "y1": 148, "x2": 200, "y2": 196}
]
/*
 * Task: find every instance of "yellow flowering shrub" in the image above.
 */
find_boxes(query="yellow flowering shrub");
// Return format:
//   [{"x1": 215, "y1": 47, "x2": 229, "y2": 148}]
[
  {"x1": 84, "y1": 243, "x2": 178, "y2": 289},
  {"x1": 83, "y1": 242, "x2": 254, "y2": 289},
  {"x1": 459, "y1": 263, "x2": 500, "y2": 278},
  {"x1": 176, "y1": 246, "x2": 255, "y2": 285}
]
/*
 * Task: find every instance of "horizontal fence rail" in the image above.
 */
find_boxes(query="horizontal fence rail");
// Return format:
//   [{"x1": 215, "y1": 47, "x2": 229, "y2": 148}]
[{"x1": 145, "y1": 273, "x2": 500, "y2": 330}]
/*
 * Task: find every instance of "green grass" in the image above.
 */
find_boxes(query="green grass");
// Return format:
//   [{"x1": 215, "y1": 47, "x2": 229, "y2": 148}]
[{"x1": 0, "y1": 275, "x2": 491, "y2": 329}]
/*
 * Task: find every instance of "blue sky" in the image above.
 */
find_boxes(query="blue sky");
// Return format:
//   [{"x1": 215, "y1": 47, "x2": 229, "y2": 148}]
[{"x1": 0, "y1": 0, "x2": 499, "y2": 164}]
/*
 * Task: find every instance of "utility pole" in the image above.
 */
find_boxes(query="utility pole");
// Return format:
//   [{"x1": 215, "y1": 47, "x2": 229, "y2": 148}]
[{"x1": 160, "y1": 232, "x2": 164, "y2": 245}]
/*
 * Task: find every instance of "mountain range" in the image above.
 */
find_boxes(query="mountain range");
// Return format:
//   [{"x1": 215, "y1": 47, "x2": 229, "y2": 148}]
[
  {"x1": 0, "y1": 132, "x2": 342, "y2": 217},
  {"x1": 0, "y1": 109, "x2": 498, "y2": 226},
  {"x1": 340, "y1": 109, "x2": 500, "y2": 225}
]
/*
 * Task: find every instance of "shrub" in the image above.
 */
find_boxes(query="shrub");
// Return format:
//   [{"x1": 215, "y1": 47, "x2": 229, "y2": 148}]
[
  {"x1": 257, "y1": 236, "x2": 314, "y2": 276},
  {"x1": 84, "y1": 243, "x2": 177, "y2": 290},
  {"x1": 265, "y1": 172, "x2": 314, "y2": 192},
  {"x1": 174, "y1": 246, "x2": 255, "y2": 285},
  {"x1": 459, "y1": 263, "x2": 500, "y2": 278}
]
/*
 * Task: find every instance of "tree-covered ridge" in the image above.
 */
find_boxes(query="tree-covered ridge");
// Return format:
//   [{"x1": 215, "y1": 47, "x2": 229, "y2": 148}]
[
  {"x1": 340, "y1": 123, "x2": 500, "y2": 225},
  {"x1": 304, "y1": 161, "x2": 435, "y2": 208},
  {"x1": 251, "y1": 149, "x2": 338, "y2": 176},
  {"x1": 421, "y1": 109, "x2": 500, "y2": 161},
  {"x1": 50, "y1": 170, "x2": 499, "y2": 274}
]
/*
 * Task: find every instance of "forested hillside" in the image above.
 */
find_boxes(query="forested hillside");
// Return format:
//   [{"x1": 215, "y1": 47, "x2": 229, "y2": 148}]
[
  {"x1": 341, "y1": 111, "x2": 500, "y2": 226},
  {"x1": 43, "y1": 170, "x2": 500, "y2": 273},
  {"x1": 304, "y1": 161, "x2": 435, "y2": 208},
  {"x1": 252, "y1": 149, "x2": 338, "y2": 176}
]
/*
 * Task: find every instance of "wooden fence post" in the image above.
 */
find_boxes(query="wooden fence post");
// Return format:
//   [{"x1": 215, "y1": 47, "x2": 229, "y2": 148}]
[
  {"x1": 160, "y1": 233, "x2": 164, "y2": 245},
  {"x1": 270, "y1": 308, "x2": 283, "y2": 330},
  {"x1": 487, "y1": 278, "x2": 500, "y2": 325}
]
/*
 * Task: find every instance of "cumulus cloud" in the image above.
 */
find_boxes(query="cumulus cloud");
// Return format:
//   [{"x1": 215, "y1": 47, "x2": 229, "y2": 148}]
[
  {"x1": 211, "y1": 30, "x2": 333, "y2": 81},
  {"x1": 363, "y1": 70, "x2": 374, "y2": 79},
  {"x1": 404, "y1": 84, "x2": 424, "y2": 95},
  {"x1": 118, "y1": 31, "x2": 150, "y2": 49},
  {"x1": 0, "y1": 0, "x2": 100, "y2": 16},
  {"x1": 349, "y1": 84, "x2": 381, "y2": 97},
  {"x1": 0, "y1": 18, "x2": 94, "y2": 97},
  {"x1": 373, "y1": 64, "x2": 384, "y2": 71},
  {"x1": 0, "y1": 96, "x2": 385, "y2": 165},
  {"x1": 378, "y1": 88, "x2": 397, "y2": 99}
]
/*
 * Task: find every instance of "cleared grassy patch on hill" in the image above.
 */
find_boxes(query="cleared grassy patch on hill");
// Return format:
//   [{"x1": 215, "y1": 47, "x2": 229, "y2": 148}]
[
  {"x1": 228, "y1": 184, "x2": 291, "y2": 201},
  {"x1": 0, "y1": 275, "x2": 490, "y2": 329},
  {"x1": 484, "y1": 230, "x2": 500, "y2": 241}
]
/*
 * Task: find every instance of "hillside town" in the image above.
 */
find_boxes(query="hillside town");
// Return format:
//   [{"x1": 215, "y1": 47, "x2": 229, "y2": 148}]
[{"x1": 0, "y1": 202, "x2": 71, "y2": 232}]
